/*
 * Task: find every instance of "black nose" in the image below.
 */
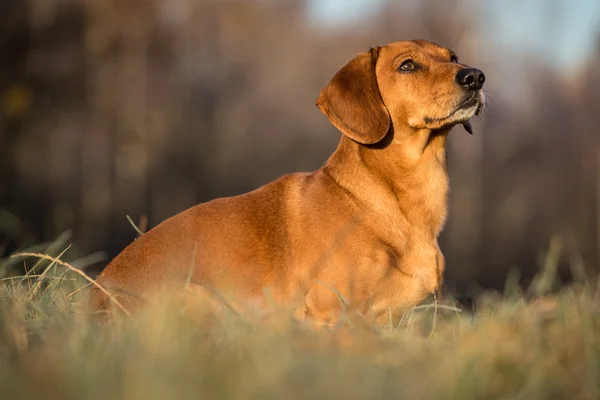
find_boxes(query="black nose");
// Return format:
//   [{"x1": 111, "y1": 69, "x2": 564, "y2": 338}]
[{"x1": 455, "y1": 68, "x2": 485, "y2": 90}]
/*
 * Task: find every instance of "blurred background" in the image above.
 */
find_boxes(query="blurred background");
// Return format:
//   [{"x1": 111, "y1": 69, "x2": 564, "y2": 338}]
[{"x1": 1, "y1": 0, "x2": 599, "y2": 293}]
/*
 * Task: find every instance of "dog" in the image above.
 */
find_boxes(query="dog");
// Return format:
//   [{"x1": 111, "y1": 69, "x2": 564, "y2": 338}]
[{"x1": 91, "y1": 39, "x2": 485, "y2": 326}]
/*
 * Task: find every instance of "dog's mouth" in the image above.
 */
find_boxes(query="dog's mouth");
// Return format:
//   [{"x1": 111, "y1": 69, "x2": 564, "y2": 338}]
[
  {"x1": 422, "y1": 91, "x2": 485, "y2": 134},
  {"x1": 455, "y1": 94, "x2": 485, "y2": 134},
  {"x1": 456, "y1": 95, "x2": 483, "y2": 114}
]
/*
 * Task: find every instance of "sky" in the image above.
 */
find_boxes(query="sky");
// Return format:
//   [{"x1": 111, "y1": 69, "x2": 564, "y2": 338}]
[{"x1": 307, "y1": 0, "x2": 600, "y2": 72}]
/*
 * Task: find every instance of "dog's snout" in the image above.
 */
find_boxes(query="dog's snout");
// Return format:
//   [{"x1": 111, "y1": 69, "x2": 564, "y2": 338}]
[{"x1": 455, "y1": 68, "x2": 485, "y2": 90}]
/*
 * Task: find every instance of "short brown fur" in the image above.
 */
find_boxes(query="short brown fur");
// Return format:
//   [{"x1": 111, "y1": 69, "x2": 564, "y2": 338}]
[{"x1": 92, "y1": 40, "x2": 485, "y2": 326}]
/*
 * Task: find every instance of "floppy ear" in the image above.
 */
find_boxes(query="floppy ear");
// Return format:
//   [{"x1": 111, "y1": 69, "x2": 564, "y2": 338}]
[{"x1": 316, "y1": 47, "x2": 390, "y2": 145}]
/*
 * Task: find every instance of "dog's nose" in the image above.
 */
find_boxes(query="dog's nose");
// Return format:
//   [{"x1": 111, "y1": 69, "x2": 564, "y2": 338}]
[{"x1": 455, "y1": 68, "x2": 485, "y2": 90}]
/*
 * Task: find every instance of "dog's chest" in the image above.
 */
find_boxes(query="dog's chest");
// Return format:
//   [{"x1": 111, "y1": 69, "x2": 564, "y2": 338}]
[
  {"x1": 426, "y1": 173, "x2": 449, "y2": 233},
  {"x1": 408, "y1": 165, "x2": 449, "y2": 236},
  {"x1": 393, "y1": 240, "x2": 441, "y2": 300}
]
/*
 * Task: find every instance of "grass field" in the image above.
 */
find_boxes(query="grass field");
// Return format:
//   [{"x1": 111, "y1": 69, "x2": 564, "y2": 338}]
[{"x1": 1, "y1": 243, "x2": 599, "y2": 400}]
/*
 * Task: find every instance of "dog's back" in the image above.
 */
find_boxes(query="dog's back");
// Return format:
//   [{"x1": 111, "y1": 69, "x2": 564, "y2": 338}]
[{"x1": 92, "y1": 170, "x2": 359, "y2": 313}]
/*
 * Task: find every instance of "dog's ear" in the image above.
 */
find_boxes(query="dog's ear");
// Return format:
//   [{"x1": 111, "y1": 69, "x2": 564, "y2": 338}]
[{"x1": 316, "y1": 47, "x2": 390, "y2": 145}]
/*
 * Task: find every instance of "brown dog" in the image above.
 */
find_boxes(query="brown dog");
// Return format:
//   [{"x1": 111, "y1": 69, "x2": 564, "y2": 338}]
[{"x1": 92, "y1": 39, "x2": 485, "y2": 326}]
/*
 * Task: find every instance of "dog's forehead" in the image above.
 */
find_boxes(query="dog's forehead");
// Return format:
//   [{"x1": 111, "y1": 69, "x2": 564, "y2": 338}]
[{"x1": 382, "y1": 40, "x2": 453, "y2": 58}]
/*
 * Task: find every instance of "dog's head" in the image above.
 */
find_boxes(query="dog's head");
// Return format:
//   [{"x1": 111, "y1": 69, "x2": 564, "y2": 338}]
[{"x1": 317, "y1": 40, "x2": 486, "y2": 144}]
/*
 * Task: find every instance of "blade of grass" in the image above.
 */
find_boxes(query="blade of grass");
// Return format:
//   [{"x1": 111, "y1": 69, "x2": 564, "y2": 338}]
[
  {"x1": 67, "y1": 282, "x2": 93, "y2": 299},
  {"x1": 126, "y1": 215, "x2": 145, "y2": 236},
  {"x1": 184, "y1": 243, "x2": 198, "y2": 290},
  {"x1": 429, "y1": 293, "x2": 438, "y2": 339},
  {"x1": 29, "y1": 246, "x2": 70, "y2": 300},
  {"x1": 315, "y1": 280, "x2": 353, "y2": 328},
  {"x1": 10, "y1": 252, "x2": 133, "y2": 318},
  {"x1": 1, "y1": 275, "x2": 77, "y2": 282},
  {"x1": 1, "y1": 231, "x2": 72, "y2": 276}
]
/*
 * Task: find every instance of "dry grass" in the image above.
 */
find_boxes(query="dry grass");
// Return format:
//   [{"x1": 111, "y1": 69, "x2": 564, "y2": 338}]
[{"x1": 1, "y1": 250, "x2": 600, "y2": 400}]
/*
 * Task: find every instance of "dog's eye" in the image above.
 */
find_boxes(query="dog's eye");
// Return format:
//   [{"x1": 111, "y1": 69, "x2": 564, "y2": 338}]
[
  {"x1": 399, "y1": 60, "x2": 417, "y2": 72},
  {"x1": 450, "y1": 55, "x2": 458, "y2": 63}
]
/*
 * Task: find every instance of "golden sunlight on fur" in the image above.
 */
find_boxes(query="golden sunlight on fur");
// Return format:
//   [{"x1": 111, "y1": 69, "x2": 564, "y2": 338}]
[{"x1": 91, "y1": 39, "x2": 486, "y2": 327}]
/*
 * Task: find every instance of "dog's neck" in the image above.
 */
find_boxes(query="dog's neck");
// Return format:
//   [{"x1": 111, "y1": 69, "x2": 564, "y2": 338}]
[{"x1": 324, "y1": 127, "x2": 450, "y2": 239}]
